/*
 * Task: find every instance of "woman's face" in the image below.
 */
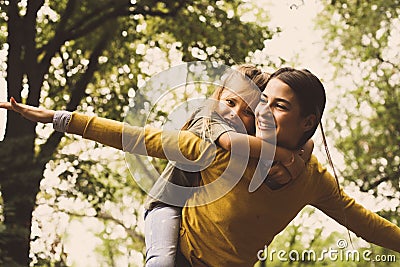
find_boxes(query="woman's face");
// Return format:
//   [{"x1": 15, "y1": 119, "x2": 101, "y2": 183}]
[{"x1": 255, "y1": 78, "x2": 312, "y2": 149}]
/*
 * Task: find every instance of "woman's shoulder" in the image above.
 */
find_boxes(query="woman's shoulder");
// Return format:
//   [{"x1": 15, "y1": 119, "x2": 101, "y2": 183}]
[
  {"x1": 305, "y1": 155, "x2": 339, "y2": 190},
  {"x1": 306, "y1": 155, "x2": 328, "y2": 175}
]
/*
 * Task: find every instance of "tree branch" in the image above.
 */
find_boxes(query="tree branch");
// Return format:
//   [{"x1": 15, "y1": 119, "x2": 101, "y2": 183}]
[
  {"x1": 66, "y1": 2, "x2": 129, "y2": 41},
  {"x1": 36, "y1": 28, "x2": 116, "y2": 166},
  {"x1": 97, "y1": 211, "x2": 145, "y2": 242},
  {"x1": 360, "y1": 169, "x2": 400, "y2": 192},
  {"x1": 65, "y1": 29, "x2": 113, "y2": 111},
  {"x1": 50, "y1": 206, "x2": 144, "y2": 242},
  {"x1": 36, "y1": 131, "x2": 64, "y2": 167},
  {"x1": 35, "y1": 0, "x2": 78, "y2": 72}
]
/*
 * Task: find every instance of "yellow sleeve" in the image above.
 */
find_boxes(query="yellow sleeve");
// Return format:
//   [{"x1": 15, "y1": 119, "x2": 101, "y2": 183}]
[
  {"x1": 66, "y1": 112, "x2": 216, "y2": 164},
  {"x1": 311, "y1": 159, "x2": 400, "y2": 252},
  {"x1": 67, "y1": 112, "x2": 124, "y2": 150}
]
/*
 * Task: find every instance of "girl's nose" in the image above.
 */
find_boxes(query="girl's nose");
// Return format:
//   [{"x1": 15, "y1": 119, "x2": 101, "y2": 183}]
[{"x1": 231, "y1": 106, "x2": 240, "y2": 116}]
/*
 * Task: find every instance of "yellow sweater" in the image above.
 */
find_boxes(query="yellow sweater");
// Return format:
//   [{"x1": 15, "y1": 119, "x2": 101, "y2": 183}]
[{"x1": 67, "y1": 113, "x2": 400, "y2": 266}]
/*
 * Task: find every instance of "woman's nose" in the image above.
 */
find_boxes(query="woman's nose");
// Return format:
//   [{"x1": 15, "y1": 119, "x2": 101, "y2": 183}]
[{"x1": 259, "y1": 105, "x2": 273, "y2": 118}]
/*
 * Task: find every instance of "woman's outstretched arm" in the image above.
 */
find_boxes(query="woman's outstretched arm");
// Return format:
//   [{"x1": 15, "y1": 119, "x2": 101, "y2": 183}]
[{"x1": 311, "y1": 158, "x2": 400, "y2": 252}]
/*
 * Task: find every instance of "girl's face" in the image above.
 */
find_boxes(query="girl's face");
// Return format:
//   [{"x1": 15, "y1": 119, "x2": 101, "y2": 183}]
[
  {"x1": 255, "y1": 78, "x2": 314, "y2": 149},
  {"x1": 216, "y1": 87, "x2": 257, "y2": 135}
]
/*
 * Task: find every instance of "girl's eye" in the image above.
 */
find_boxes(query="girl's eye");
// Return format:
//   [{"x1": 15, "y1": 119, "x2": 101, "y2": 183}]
[
  {"x1": 226, "y1": 99, "x2": 235, "y2": 106},
  {"x1": 260, "y1": 97, "x2": 267, "y2": 103}
]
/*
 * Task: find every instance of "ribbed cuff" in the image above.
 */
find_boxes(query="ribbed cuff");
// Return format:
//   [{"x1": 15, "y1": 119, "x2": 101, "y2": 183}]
[{"x1": 53, "y1": 110, "x2": 72, "y2": 132}]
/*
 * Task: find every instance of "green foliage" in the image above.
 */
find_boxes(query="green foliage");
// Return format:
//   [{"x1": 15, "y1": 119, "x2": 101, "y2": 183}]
[
  {"x1": 31, "y1": 0, "x2": 274, "y2": 120},
  {"x1": 31, "y1": 140, "x2": 146, "y2": 266},
  {"x1": 1, "y1": 0, "x2": 277, "y2": 265},
  {"x1": 317, "y1": 0, "x2": 400, "y2": 220}
]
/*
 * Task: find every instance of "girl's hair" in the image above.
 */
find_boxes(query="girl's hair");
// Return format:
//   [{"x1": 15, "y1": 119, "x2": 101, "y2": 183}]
[
  {"x1": 182, "y1": 64, "x2": 269, "y2": 136},
  {"x1": 211, "y1": 64, "x2": 269, "y2": 101}
]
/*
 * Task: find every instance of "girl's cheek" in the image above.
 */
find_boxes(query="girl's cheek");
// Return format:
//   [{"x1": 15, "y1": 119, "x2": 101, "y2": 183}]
[{"x1": 247, "y1": 117, "x2": 256, "y2": 129}]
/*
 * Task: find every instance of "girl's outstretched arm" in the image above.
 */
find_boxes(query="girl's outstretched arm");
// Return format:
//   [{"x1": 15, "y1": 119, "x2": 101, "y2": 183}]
[
  {"x1": 0, "y1": 98, "x2": 215, "y2": 164},
  {"x1": 217, "y1": 131, "x2": 313, "y2": 181},
  {"x1": 0, "y1": 97, "x2": 55, "y2": 123}
]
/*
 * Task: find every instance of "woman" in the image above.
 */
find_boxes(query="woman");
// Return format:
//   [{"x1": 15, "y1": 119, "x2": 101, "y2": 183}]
[{"x1": 1, "y1": 67, "x2": 399, "y2": 266}]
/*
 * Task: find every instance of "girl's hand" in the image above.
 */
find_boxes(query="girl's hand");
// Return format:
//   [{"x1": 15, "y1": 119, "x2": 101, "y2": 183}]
[
  {"x1": 267, "y1": 140, "x2": 314, "y2": 186},
  {"x1": 267, "y1": 163, "x2": 292, "y2": 185},
  {"x1": 0, "y1": 97, "x2": 55, "y2": 123}
]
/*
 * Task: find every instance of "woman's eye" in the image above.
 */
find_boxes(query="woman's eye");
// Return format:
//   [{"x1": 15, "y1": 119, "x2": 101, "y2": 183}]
[{"x1": 277, "y1": 104, "x2": 287, "y2": 110}]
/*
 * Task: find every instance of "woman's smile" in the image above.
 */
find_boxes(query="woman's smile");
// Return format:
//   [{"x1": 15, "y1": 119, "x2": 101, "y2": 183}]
[{"x1": 255, "y1": 78, "x2": 307, "y2": 149}]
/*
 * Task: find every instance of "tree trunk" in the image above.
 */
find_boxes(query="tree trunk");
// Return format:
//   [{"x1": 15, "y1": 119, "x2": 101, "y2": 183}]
[{"x1": 0, "y1": 116, "x2": 41, "y2": 266}]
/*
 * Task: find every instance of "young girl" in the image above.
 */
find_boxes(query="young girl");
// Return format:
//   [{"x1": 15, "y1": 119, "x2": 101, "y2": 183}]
[{"x1": 143, "y1": 65, "x2": 312, "y2": 266}]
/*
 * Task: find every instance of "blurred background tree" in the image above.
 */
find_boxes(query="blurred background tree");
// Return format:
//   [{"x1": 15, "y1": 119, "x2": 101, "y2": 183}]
[
  {"x1": 317, "y1": 0, "x2": 399, "y2": 224},
  {"x1": 315, "y1": 0, "x2": 400, "y2": 263},
  {"x1": 0, "y1": 0, "x2": 278, "y2": 265}
]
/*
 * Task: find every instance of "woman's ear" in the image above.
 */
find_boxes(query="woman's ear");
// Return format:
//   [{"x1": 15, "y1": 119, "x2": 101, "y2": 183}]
[{"x1": 303, "y1": 114, "x2": 317, "y2": 132}]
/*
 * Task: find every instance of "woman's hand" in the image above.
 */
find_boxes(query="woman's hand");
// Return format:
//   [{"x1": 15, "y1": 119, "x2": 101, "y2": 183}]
[{"x1": 0, "y1": 97, "x2": 55, "y2": 123}]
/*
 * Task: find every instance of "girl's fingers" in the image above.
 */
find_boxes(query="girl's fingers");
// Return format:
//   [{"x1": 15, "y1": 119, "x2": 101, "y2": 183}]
[
  {"x1": 272, "y1": 171, "x2": 290, "y2": 184},
  {"x1": 268, "y1": 164, "x2": 292, "y2": 184}
]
